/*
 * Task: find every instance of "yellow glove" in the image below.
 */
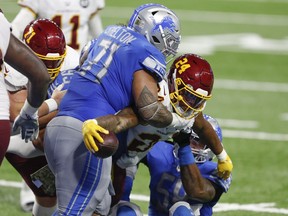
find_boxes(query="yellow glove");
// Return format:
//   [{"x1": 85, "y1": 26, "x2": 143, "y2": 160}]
[
  {"x1": 216, "y1": 149, "x2": 233, "y2": 180},
  {"x1": 82, "y1": 119, "x2": 109, "y2": 153}
]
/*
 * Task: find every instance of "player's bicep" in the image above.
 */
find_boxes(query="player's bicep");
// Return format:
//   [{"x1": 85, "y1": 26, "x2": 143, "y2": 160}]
[{"x1": 133, "y1": 69, "x2": 158, "y2": 108}]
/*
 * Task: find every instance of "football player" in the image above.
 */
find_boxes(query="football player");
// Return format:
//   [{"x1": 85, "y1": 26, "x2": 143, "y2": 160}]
[
  {"x1": 0, "y1": 10, "x2": 50, "y2": 166},
  {"x1": 109, "y1": 54, "x2": 233, "y2": 207},
  {"x1": 43, "y1": 3, "x2": 187, "y2": 215},
  {"x1": 12, "y1": 0, "x2": 105, "y2": 52},
  {"x1": 4, "y1": 18, "x2": 79, "y2": 215},
  {"x1": 111, "y1": 115, "x2": 232, "y2": 216}
]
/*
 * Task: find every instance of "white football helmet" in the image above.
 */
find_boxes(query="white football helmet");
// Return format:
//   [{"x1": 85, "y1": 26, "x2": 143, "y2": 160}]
[
  {"x1": 190, "y1": 114, "x2": 222, "y2": 163},
  {"x1": 128, "y1": 3, "x2": 181, "y2": 60}
]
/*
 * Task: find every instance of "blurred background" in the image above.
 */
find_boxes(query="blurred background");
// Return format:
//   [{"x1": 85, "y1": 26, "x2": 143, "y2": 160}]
[{"x1": 1, "y1": 0, "x2": 288, "y2": 215}]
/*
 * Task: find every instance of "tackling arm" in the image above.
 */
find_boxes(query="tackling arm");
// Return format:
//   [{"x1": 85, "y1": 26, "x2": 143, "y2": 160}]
[
  {"x1": 173, "y1": 131, "x2": 216, "y2": 202},
  {"x1": 96, "y1": 107, "x2": 139, "y2": 133},
  {"x1": 180, "y1": 163, "x2": 216, "y2": 202},
  {"x1": 133, "y1": 70, "x2": 173, "y2": 128}
]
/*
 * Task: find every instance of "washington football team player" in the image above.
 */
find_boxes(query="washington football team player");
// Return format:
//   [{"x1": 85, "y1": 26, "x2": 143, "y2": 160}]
[
  {"x1": 0, "y1": 11, "x2": 49, "y2": 167},
  {"x1": 5, "y1": 18, "x2": 79, "y2": 215},
  {"x1": 12, "y1": 0, "x2": 105, "y2": 52}
]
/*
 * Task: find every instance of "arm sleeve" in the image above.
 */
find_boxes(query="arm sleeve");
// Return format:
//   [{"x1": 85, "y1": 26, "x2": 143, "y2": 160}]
[
  {"x1": 0, "y1": 12, "x2": 11, "y2": 57},
  {"x1": 88, "y1": 13, "x2": 103, "y2": 38},
  {"x1": 11, "y1": 8, "x2": 36, "y2": 39}
]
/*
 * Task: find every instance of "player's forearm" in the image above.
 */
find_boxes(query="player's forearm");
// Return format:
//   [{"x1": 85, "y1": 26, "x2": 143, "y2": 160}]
[
  {"x1": 5, "y1": 34, "x2": 50, "y2": 108},
  {"x1": 181, "y1": 165, "x2": 215, "y2": 202},
  {"x1": 96, "y1": 108, "x2": 138, "y2": 133},
  {"x1": 39, "y1": 111, "x2": 57, "y2": 129},
  {"x1": 197, "y1": 126, "x2": 223, "y2": 155},
  {"x1": 193, "y1": 114, "x2": 223, "y2": 155},
  {"x1": 114, "y1": 107, "x2": 139, "y2": 133}
]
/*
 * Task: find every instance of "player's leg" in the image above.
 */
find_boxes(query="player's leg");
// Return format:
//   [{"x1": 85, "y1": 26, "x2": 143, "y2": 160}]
[
  {"x1": 20, "y1": 180, "x2": 34, "y2": 212},
  {"x1": 109, "y1": 201, "x2": 143, "y2": 216},
  {"x1": 6, "y1": 133, "x2": 45, "y2": 212},
  {"x1": 44, "y1": 116, "x2": 112, "y2": 215},
  {"x1": 0, "y1": 119, "x2": 10, "y2": 165},
  {"x1": 7, "y1": 134, "x2": 44, "y2": 158},
  {"x1": 169, "y1": 201, "x2": 195, "y2": 216},
  {"x1": 5, "y1": 153, "x2": 56, "y2": 215}
]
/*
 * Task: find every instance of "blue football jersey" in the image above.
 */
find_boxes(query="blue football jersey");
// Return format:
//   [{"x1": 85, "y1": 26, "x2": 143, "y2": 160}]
[
  {"x1": 57, "y1": 25, "x2": 166, "y2": 121},
  {"x1": 47, "y1": 68, "x2": 77, "y2": 98},
  {"x1": 147, "y1": 141, "x2": 232, "y2": 216}
]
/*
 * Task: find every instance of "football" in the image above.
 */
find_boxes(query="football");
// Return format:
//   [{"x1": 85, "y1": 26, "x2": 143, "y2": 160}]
[{"x1": 93, "y1": 131, "x2": 119, "y2": 158}]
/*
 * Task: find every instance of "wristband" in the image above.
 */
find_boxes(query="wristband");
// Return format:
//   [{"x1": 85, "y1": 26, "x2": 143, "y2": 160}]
[
  {"x1": 44, "y1": 98, "x2": 58, "y2": 113},
  {"x1": 216, "y1": 149, "x2": 227, "y2": 161},
  {"x1": 178, "y1": 145, "x2": 195, "y2": 166},
  {"x1": 21, "y1": 99, "x2": 38, "y2": 118},
  {"x1": 169, "y1": 113, "x2": 180, "y2": 127},
  {"x1": 83, "y1": 119, "x2": 98, "y2": 128}
]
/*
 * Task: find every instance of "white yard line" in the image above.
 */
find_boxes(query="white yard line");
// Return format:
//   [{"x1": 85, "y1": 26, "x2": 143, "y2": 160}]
[
  {"x1": 217, "y1": 119, "x2": 259, "y2": 129},
  {"x1": 223, "y1": 129, "x2": 288, "y2": 141},
  {"x1": 179, "y1": 33, "x2": 288, "y2": 55},
  {"x1": 280, "y1": 113, "x2": 288, "y2": 121},
  {"x1": 214, "y1": 79, "x2": 288, "y2": 92}
]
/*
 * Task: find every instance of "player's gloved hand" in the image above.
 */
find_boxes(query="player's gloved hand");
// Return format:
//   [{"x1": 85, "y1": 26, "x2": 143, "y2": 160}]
[
  {"x1": 82, "y1": 119, "x2": 109, "y2": 153},
  {"x1": 172, "y1": 129, "x2": 191, "y2": 147},
  {"x1": 12, "y1": 100, "x2": 39, "y2": 143},
  {"x1": 216, "y1": 149, "x2": 233, "y2": 180}
]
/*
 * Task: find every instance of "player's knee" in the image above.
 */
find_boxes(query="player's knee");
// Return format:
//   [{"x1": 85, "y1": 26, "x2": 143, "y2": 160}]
[{"x1": 169, "y1": 201, "x2": 195, "y2": 216}]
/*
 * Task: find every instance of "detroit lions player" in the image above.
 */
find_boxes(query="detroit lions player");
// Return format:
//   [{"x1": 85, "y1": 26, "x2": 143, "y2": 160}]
[
  {"x1": 113, "y1": 115, "x2": 232, "y2": 216},
  {"x1": 5, "y1": 18, "x2": 79, "y2": 215},
  {"x1": 44, "y1": 3, "x2": 185, "y2": 216}
]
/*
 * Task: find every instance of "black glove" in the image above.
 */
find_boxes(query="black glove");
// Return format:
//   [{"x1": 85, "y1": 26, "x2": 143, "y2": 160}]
[{"x1": 172, "y1": 130, "x2": 191, "y2": 147}]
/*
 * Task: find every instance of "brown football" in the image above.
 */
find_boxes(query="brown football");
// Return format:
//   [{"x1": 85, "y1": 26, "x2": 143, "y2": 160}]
[{"x1": 93, "y1": 131, "x2": 119, "y2": 158}]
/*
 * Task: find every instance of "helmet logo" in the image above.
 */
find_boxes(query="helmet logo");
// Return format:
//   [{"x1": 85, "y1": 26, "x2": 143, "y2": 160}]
[
  {"x1": 23, "y1": 27, "x2": 36, "y2": 44},
  {"x1": 175, "y1": 57, "x2": 191, "y2": 74},
  {"x1": 152, "y1": 16, "x2": 176, "y2": 34}
]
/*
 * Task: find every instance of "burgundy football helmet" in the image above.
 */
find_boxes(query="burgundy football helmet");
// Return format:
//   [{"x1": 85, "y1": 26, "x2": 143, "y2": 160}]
[
  {"x1": 168, "y1": 53, "x2": 214, "y2": 119},
  {"x1": 23, "y1": 18, "x2": 66, "y2": 80}
]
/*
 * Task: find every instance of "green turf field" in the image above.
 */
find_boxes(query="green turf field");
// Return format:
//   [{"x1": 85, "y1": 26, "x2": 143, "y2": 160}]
[{"x1": 1, "y1": 0, "x2": 288, "y2": 215}]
